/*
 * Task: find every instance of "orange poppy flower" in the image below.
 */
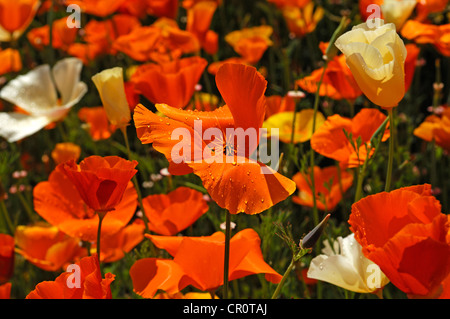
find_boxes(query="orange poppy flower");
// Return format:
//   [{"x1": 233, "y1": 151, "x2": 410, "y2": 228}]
[
  {"x1": 416, "y1": 0, "x2": 449, "y2": 21},
  {"x1": 92, "y1": 219, "x2": 145, "y2": 263},
  {"x1": 358, "y1": 0, "x2": 384, "y2": 22},
  {"x1": 0, "y1": 0, "x2": 40, "y2": 41},
  {"x1": 281, "y1": 1, "x2": 324, "y2": 38},
  {"x1": 296, "y1": 44, "x2": 362, "y2": 101},
  {"x1": 404, "y1": 43, "x2": 421, "y2": 92},
  {"x1": 14, "y1": 224, "x2": 86, "y2": 272},
  {"x1": 51, "y1": 142, "x2": 82, "y2": 165},
  {"x1": 292, "y1": 165, "x2": 354, "y2": 211},
  {"x1": 349, "y1": 184, "x2": 450, "y2": 298},
  {"x1": 78, "y1": 107, "x2": 118, "y2": 141},
  {"x1": 0, "y1": 282, "x2": 11, "y2": 299},
  {"x1": 401, "y1": 20, "x2": 450, "y2": 57},
  {"x1": 0, "y1": 48, "x2": 22, "y2": 76},
  {"x1": 27, "y1": 17, "x2": 78, "y2": 51},
  {"x1": 225, "y1": 26, "x2": 273, "y2": 64},
  {"x1": 130, "y1": 228, "x2": 282, "y2": 298},
  {"x1": 146, "y1": 0, "x2": 179, "y2": 19},
  {"x1": 26, "y1": 254, "x2": 115, "y2": 299},
  {"x1": 311, "y1": 108, "x2": 390, "y2": 168},
  {"x1": 413, "y1": 106, "x2": 450, "y2": 151},
  {"x1": 58, "y1": 156, "x2": 138, "y2": 213},
  {"x1": 207, "y1": 57, "x2": 249, "y2": 76},
  {"x1": 114, "y1": 18, "x2": 200, "y2": 64},
  {"x1": 133, "y1": 63, "x2": 296, "y2": 215},
  {"x1": 68, "y1": 14, "x2": 141, "y2": 64},
  {"x1": 67, "y1": 0, "x2": 126, "y2": 17},
  {"x1": 265, "y1": 94, "x2": 297, "y2": 120},
  {"x1": 185, "y1": 0, "x2": 218, "y2": 55},
  {"x1": 0, "y1": 234, "x2": 14, "y2": 284},
  {"x1": 130, "y1": 56, "x2": 207, "y2": 109},
  {"x1": 142, "y1": 186, "x2": 209, "y2": 235},
  {"x1": 33, "y1": 161, "x2": 138, "y2": 242}
]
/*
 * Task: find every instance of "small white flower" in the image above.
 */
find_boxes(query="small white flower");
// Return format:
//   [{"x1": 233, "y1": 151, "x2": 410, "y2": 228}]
[
  {"x1": 0, "y1": 58, "x2": 87, "y2": 142},
  {"x1": 307, "y1": 233, "x2": 390, "y2": 294}
]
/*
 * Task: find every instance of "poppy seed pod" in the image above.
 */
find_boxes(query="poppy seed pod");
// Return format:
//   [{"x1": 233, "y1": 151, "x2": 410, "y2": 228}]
[
  {"x1": 334, "y1": 18, "x2": 406, "y2": 109},
  {"x1": 300, "y1": 214, "x2": 330, "y2": 249}
]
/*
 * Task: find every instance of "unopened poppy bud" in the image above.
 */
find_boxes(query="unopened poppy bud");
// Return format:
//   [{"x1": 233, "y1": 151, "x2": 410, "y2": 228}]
[
  {"x1": 300, "y1": 214, "x2": 330, "y2": 249},
  {"x1": 92, "y1": 67, "x2": 131, "y2": 128}
]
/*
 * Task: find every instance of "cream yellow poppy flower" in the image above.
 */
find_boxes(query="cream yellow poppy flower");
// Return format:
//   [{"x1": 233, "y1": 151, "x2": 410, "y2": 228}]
[{"x1": 334, "y1": 18, "x2": 406, "y2": 109}]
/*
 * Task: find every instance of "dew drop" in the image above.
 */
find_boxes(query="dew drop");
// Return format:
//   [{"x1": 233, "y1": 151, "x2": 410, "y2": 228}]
[
  {"x1": 261, "y1": 198, "x2": 264, "y2": 203},
  {"x1": 319, "y1": 263, "x2": 324, "y2": 270}
]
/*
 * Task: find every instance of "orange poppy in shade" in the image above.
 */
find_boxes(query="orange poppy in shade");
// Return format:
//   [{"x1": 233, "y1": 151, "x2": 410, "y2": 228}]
[
  {"x1": 59, "y1": 156, "x2": 138, "y2": 213},
  {"x1": 14, "y1": 223, "x2": 86, "y2": 272},
  {"x1": 68, "y1": 14, "x2": 141, "y2": 64},
  {"x1": 51, "y1": 142, "x2": 82, "y2": 165},
  {"x1": 0, "y1": 282, "x2": 11, "y2": 299},
  {"x1": 130, "y1": 56, "x2": 207, "y2": 109},
  {"x1": 281, "y1": 1, "x2": 324, "y2": 38},
  {"x1": 404, "y1": 43, "x2": 420, "y2": 92},
  {"x1": 0, "y1": 49, "x2": 22, "y2": 76},
  {"x1": 413, "y1": 106, "x2": 450, "y2": 151},
  {"x1": 67, "y1": 0, "x2": 126, "y2": 17},
  {"x1": 185, "y1": 0, "x2": 218, "y2": 55},
  {"x1": 0, "y1": 0, "x2": 40, "y2": 41},
  {"x1": 297, "y1": 49, "x2": 362, "y2": 101},
  {"x1": 113, "y1": 18, "x2": 200, "y2": 63},
  {"x1": 27, "y1": 17, "x2": 78, "y2": 51},
  {"x1": 225, "y1": 26, "x2": 273, "y2": 64},
  {"x1": 311, "y1": 108, "x2": 390, "y2": 168},
  {"x1": 134, "y1": 63, "x2": 296, "y2": 215},
  {"x1": 130, "y1": 228, "x2": 282, "y2": 298},
  {"x1": 26, "y1": 254, "x2": 115, "y2": 299},
  {"x1": 292, "y1": 166, "x2": 354, "y2": 211},
  {"x1": 0, "y1": 234, "x2": 14, "y2": 284},
  {"x1": 33, "y1": 163, "x2": 138, "y2": 242},
  {"x1": 415, "y1": 0, "x2": 449, "y2": 21},
  {"x1": 146, "y1": 0, "x2": 179, "y2": 19},
  {"x1": 401, "y1": 20, "x2": 450, "y2": 57},
  {"x1": 142, "y1": 186, "x2": 209, "y2": 235},
  {"x1": 91, "y1": 219, "x2": 145, "y2": 263},
  {"x1": 78, "y1": 107, "x2": 118, "y2": 141},
  {"x1": 349, "y1": 184, "x2": 450, "y2": 298}
]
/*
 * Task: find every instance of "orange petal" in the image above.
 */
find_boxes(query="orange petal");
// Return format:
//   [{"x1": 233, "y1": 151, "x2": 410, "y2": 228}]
[{"x1": 188, "y1": 156, "x2": 296, "y2": 214}]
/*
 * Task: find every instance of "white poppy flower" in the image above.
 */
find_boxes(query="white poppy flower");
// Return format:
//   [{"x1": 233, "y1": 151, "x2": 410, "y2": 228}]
[
  {"x1": 0, "y1": 58, "x2": 88, "y2": 142},
  {"x1": 307, "y1": 233, "x2": 390, "y2": 294}
]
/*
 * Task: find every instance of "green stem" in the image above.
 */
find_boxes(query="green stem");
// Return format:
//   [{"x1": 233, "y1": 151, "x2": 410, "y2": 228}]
[
  {"x1": 385, "y1": 109, "x2": 395, "y2": 192},
  {"x1": 0, "y1": 200, "x2": 14, "y2": 235},
  {"x1": 271, "y1": 257, "x2": 294, "y2": 299},
  {"x1": 96, "y1": 212, "x2": 105, "y2": 272},
  {"x1": 223, "y1": 210, "x2": 232, "y2": 299},
  {"x1": 16, "y1": 191, "x2": 35, "y2": 222},
  {"x1": 354, "y1": 152, "x2": 369, "y2": 202}
]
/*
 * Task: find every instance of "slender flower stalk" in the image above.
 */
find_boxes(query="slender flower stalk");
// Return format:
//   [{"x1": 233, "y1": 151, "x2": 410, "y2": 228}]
[
  {"x1": 385, "y1": 108, "x2": 395, "y2": 192},
  {"x1": 223, "y1": 210, "x2": 232, "y2": 299}
]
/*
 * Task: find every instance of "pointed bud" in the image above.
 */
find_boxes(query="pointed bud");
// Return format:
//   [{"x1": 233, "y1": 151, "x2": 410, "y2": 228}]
[{"x1": 300, "y1": 214, "x2": 330, "y2": 249}]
